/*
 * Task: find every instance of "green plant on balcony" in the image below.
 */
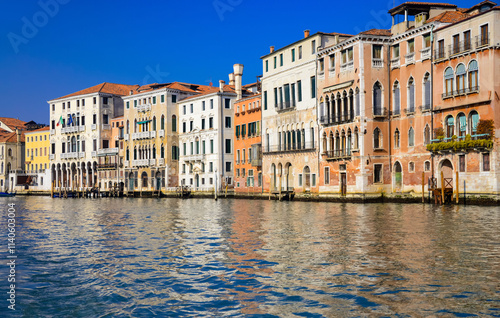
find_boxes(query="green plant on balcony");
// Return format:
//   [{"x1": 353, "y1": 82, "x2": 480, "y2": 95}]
[{"x1": 427, "y1": 134, "x2": 493, "y2": 152}]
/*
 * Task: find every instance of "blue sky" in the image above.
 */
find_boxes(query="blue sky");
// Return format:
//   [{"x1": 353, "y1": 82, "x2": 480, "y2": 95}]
[{"x1": 0, "y1": 0, "x2": 479, "y2": 124}]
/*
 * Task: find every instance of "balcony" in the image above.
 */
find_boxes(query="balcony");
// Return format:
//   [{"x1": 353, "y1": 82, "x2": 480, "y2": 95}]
[
  {"x1": 475, "y1": 34, "x2": 489, "y2": 49},
  {"x1": 137, "y1": 103, "x2": 152, "y2": 112},
  {"x1": 124, "y1": 161, "x2": 129, "y2": 168},
  {"x1": 151, "y1": 131, "x2": 156, "y2": 138},
  {"x1": 132, "y1": 159, "x2": 149, "y2": 167},
  {"x1": 124, "y1": 134, "x2": 129, "y2": 141},
  {"x1": 185, "y1": 154, "x2": 204, "y2": 161},
  {"x1": 132, "y1": 131, "x2": 152, "y2": 140},
  {"x1": 442, "y1": 86, "x2": 479, "y2": 99},
  {"x1": 61, "y1": 152, "x2": 79, "y2": 160},
  {"x1": 97, "y1": 163, "x2": 117, "y2": 170},
  {"x1": 276, "y1": 100, "x2": 296, "y2": 113},
  {"x1": 91, "y1": 151, "x2": 97, "y2": 157},
  {"x1": 427, "y1": 134, "x2": 493, "y2": 153},
  {"x1": 61, "y1": 126, "x2": 79, "y2": 134},
  {"x1": 91, "y1": 124, "x2": 97, "y2": 131},
  {"x1": 79, "y1": 152, "x2": 85, "y2": 158},
  {"x1": 102, "y1": 124, "x2": 111, "y2": 130},
  {"x1": 434, "y1": 49, "x2": 446, "y2": 61},
  {"x1": 251, "y1": 159, "x2": 262, "y2": 167},
  {"x1": 159, "y1": 158, "x2": 165, "y2": 166},
  {"x1": 390, "y1": 57, "x2": 400, "y2": 69},
  {"x1": 50, "y1": 129, "x2": 55, "y2": 135},
  {"x1": 49, "y1": 154, "x2": 55, "y2": 160},
  {"x1": 263, "y1": 141, "x2": 315, "y2": 154},
  {"x1": 372, "y1": 58, "x2": 383, "y2": 68},
  {"x1": 340, "y1": 60, "x2": 354, "y2": 72},
  {"x1": 159, "y1": 130, "x2": 165, "y2": 138},
  {"x1": 325, "y1": 149, "x2": 352, "y2": 161},
  {"x1": 449, "y1": 40, "x2": 472, "y2": 57},
  {"x1": 419, "y1": 104, "x2": 431, "y2": 112},
  {"x1": 405, "y1": 52, "x2": 415, "y2": 65},
  {"x1": 420, "y1": 47, "x2": 431, "y2": 60},
  {"x1": 404, "y1": 107, "x2": 415, "y2": 116},
  {"x1": 97, "y1": 148, "x2": 119, "y2": 156},
  {"x1": 320, "y1": 114, "x2": 353, "y2": 126}
]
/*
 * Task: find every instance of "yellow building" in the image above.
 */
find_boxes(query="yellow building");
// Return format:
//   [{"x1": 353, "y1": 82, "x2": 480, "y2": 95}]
[{"x1": 25, "y1": 127, "x2": 50, "y2": 173}]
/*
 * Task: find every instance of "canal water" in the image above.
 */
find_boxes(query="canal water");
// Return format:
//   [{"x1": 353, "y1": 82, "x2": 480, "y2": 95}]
[{"x1": 0, "y1": 197, "x2": 499, "y2": 317}]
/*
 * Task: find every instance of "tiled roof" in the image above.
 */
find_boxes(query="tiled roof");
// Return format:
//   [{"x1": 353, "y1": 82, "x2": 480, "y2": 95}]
[
  {"x1": 389, "y1": 2, "x2": 457, "y2": 14},
  {"x1": 426, "y1": 10, "x2": 468, "y2": 23},
  {"x1": 360, "y1": 29, "x2": 392, "y2": 36},
  {"x1": 52, "y1": 82, "x2": 140, "y2": 101},
  {"x1": 180, "y1": 85, "x2": 252, "y2": 102},
  {"x1": 0, "y1": 117, "x2": 27, "y2": 131},
  {"x1": 466, "y1": 0, "x2": 497, "y2": 12},
  {"x1": 24, "y1": 126, "x2": 50, "y2": 134},
  {"x1": 0, "y1": 129, "x2": 25, "y2": 143},
  {"x1": 130, "y1": 82, "x2": 215, "y2": 95}
]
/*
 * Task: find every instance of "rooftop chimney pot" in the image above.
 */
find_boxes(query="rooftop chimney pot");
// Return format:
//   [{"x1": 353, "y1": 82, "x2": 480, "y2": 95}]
[
  {"x1": 304, "y1": 29, "x2": 310, "y2": 38},
  {"x1": 270, "y1": 46, "x2": 275, "y2": 53}
]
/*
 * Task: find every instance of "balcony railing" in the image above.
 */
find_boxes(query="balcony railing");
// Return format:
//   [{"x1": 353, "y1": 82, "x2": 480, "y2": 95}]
[
  {"x1": 91, "y1": 151, "x2": 97, "y2": 157},
  {"x1": 49, "y1": 154, "x2": 55, "y2": 160},
  {"x1": 449, "y1": 40, "x2": 472, "y2": 56},
  {"x1": 79, "y1": 152, "x2": 85, "y2": 158},
  {"x1": 442, "y1": 86, "x2": 479, "y2": 99},
  {"x1": 276, "y1": 100, "x2": 296, "y2": 113},
  {"x1": 102, "y1": 124, "x2": 111, "y2": 130},
  {"x1": 372, "y1": 58, "x2": 383, "y2": 68},
  {"x1": 251, "y1": 159, "x2": 262, "y2": 167},
  {"x1": 124, "y1": 134, "x2": 129, "y2": 141},
  {"x1": 91, "y1": 124, "x2": 97, "y2": 131},
  {"x1": 405, "y1": 52, "x2": 415, "y2": 64},
  {"x1": 434, "y1": 49, "x2": 446, "y2": 60},
  {"x1": 61, "y1": 126, "x2": 79, "y2": 134},
  {"x1": 137, "y1": 103, "x2": 152, "y2": 112},
  {"x1": 151, "y1": 131, "x2": 156, "y2": 138},
  {"x1": 124, "y1": 161, "x2": 129, "y2": 168},
  {"x1": 263, "y1": 141, "x2": 315, "y2": 154},
  {"x1": 159, "y1": 158, "x2": 165, "y2": 166},
  {"x1": 61, "y1": 152, "x2": 79, "y2": 159},
  {"x1": 427, "y1": 134, "x2": 493, "y2": 153},
  {"x1": 420, "y1": 47, "x2": 431, "y2": 60},
  {"x1": 50, "y1": 129, "x2": 55, "y2": 135},
  {"x1": 325, "y1": 149, "x2": 352, "y2": 160},
  {"x1": 97, "y1": 163, "x2": 117, "y2": 170},
  {"x1": 475, "y1": 34, "x2": 489, "y2": 48},
  {"x1": 340, "y1": 60, "x2": 354, "y2": 72},
  {"x1": 159, "y1": 130, "x2": 165, "y2": 138},
  {"x1": 132, "y1": 131, "x2": 152, "y2": 140},
  {"x1": 390, "y1": 57, "x2": 400, "y2": 69},
  {"x1": 97, "y1": 148, "x2": 119, "y2": 156},
  {"x1": 184, "y1": 154, "x2": 204, "y2": 161},
  {"x1": 132, "y1": 159, "x2": 149, "y2": 167},
  {"x1": 320, "y1": 114, "x2": 354, "y2": 126}
]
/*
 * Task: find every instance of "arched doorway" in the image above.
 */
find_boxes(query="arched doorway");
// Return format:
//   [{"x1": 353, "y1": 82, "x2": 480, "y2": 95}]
[
  {"x1": 155, "y1": 171, "x2": 162, "y2": 190},
  {"x1": 303, "y1": 166, "x2": 311, "y2": 192},
  {"x1": 277, "y1": 163, "x2": 283, "y2": 190},
  {"x1": 141, "y1": 171, "x2": 148, "y2": 189},
  {"x1": 440, "y1": 159, "x2": 454, "y2": 187},
  {"x1": 393, "y1": 161, "x2": 402, "y2": 192},
  {"x1": 271, "y1": 164, "x2": 276, "y2": 191},
  {"x1": 285, "y1": 163, "x2": 292, "y2": 190}
]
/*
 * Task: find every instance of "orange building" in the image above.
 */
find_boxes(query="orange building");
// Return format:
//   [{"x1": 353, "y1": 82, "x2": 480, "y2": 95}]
[{"x1": 234, "y1": 93, "x2": 262, "y2": 193}]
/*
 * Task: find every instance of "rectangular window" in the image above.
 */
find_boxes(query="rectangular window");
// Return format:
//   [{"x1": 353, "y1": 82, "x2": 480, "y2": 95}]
[
  {"x1": 329, "y1": 54, "x2": 335, "y2": 69},
  {"x1": 190, "y1": 104, "x2": 193, "y2": 113},
  {"x1": 183, "y1": 122, "x2": 186, "y2": 133},
  {"x1": 210, "y1": 140, "x2": 214, "y2": 153},
  {"x1": 280, "y1": 53, "x2": 283, "y2": 66},
  {"x1": 190, "y1": 121, "x2": 193, "y2": 132},
  {"x1": 480, "y1": 24, "x2": 489, "y2": 46},
  {"x1": 226, "y1": 162, "x2": 231, "y2": 172},
  {"x1": 82, "y1": 99, "x2": 85, "y2": 106},
  {"x1": 202, "y1": 101, "x2": 206, "y2": 111},
  {"x1": 324, "y1": 167, "x2": 330, "y2": 185},
  {"x1": 93, "y1": 97, "x2": 97, "y2": 104},
  {"x1": 298, "y1": 174, "x2": 303, "y2": 186},
  {"x1": 483, "y1": 153, "x2": 490, "y2": 171},
  {"x1": 438, "y1": 40, "x2": 445, "y2": 58},
  {"x1": 265, "y1": 60, "x2": 268, "y2": 72},
  {"x1": 310, "y1": 76, "x2": 316, "y2": 99},
  {"x1": 225, "y1": 139, "x2": 231, "y2": 154},
  {"x1": 311, "y1": 40, "x2": 316, "y2": 54},
  {"x1": 264, "y1": 91, "x2": 268, "y2": 110},
  {"x1": 453, "y1": 34, "x2": 460, "y2": 54},
  {"x1": 103, "y1": 114, "x2": 109, "y2": 124},
  {"x1": 209, "y1": 117, "x2": 214, "y2": 129},
  {"x1": 201, "y1": 118, "x2": 206, "y2": 130},
  {"x1": 374, "y1": 164, "x2": 383, "y2": 183},
  {"x1": 210, "y1": 162, "x2": 213, "y2": 172},
  {"x1": 393, "y1": 44, "x2": 400, "y2": 58},
  {"x1": 373, "y1": 45, "x2": 382, "y2": 61},
  {"x1": 161, "y1": 94, "x2": 165, "y2": 103},
  {"x1": 298, "y1": 45, "x2": 302, "y2": 59},
  {"x1": 183, "y1": 105, "x2": 186, "y2": 115},
  {"x1": 126, "y1": 101, "x2": 130, "y2": 109},
  {"x1": 235, "y1": 125, "x2": 240, "y2": 138},
  {"x1": 464, "y1": 30, "x2": 471, "y2": 50},
  {"x1": 183, "y1": 143, "x2": 186, "y2": 156},
  {"x1": 297, "y1": 80, "x2": 302, "y2": 102},
  {"x1": 408, "y1": 39, "x2": 414, "y2": 54},
  {"x1": 225, "y1": 98, "x2": 231, "y2": 109},
  {"x1": 172, "y1": 95, "x2": 177, "y2": 103},
  {"x1": 153, "y1": 96, "x2": 156, "y2": 104},
  {"x1": 103, "y1": 97, "x2": 108, "y2": 104},
  {"x1": 291, "y1": 48, "x2": 295, "y2": 62},
  {"x1": 210, "y1": 99, "x2": 213, "y2": 109},
  {"x1": 202, "y1": 141, "x2": 206, "y2": 154},
  {"x1": 459, "y1": 155, "x2": 466, "y2": 172},
  {"x1": 274, "y1": 56, "x2": 277, "y2": 69},
  {"x1": 225, "y1": 117, "x2": 231, "y2": 128},
  {"x1": 319, "y1": 58, "x2": 324, "y2": 73},
  {"x1": 424, "y1": 33, "x2": 431, "y2": 48}
]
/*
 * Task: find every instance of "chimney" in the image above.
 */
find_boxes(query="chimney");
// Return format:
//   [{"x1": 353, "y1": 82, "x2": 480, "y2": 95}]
[
  {"x1": 228, "y1": 73, "x2": 235, "y2": 86},
  {"x1": 270, "y1": 46, "x2": 275, "y2": 53},
  {"x1": 233, "y1": 64, "x2": 244, "y2": 100},
  {"x1": 304, "y1": 29, "x2": 310, "y2": 38},
  {"x1": 219, "y1": 80, "x2": 225, "y2": 93}
]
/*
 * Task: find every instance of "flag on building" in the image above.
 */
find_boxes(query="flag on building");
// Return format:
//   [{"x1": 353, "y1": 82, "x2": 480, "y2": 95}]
[
  {"x1": 67, "y1": 115, "x2": 73, "y2": 126},
  {"x1": 56, "y1": 115, "x2": 63, "y2": 126}
]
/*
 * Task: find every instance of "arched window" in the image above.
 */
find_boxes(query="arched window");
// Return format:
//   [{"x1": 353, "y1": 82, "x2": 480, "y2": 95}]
[
  {"x1": 126, "y1": 148, "x2": 129, "y2": 161},
  {"x1": 152, "y1": 145, "x2": 156, "y2": 159},
  {"x1": 408, "y1": 127, "x2": 415, "y2": 147},
  {"x1": 445, "y1": 115, "x2": 454, "y2": 138},
  {"x1": 394, "y1": 129, "x2": 400, "y2": 148},
  {"x1": 152, "y1": 116, "x2": 157, "y2": 131},
  {"x1": 171, "y1": 115, "x2": 176, "y2": 132},
  {"x1": 444, "y1": 67, "x2": 454, "y2": 97},
  {"x1": 71, "y1": 136, "x2": 76, "y2": 152},
  {"x1": 407, "y1": 77, "x2": 415, "y2": 113},
  {"x1": 424, "y1": 125, "x2": 431, "y2": 145},
  {"x1": 141, "y1": 172, "x2": 148, "y2": 188},
  {"x1": 468, "y1": 60, "x2": 478, "y2": 91},
  {"x1": 457, "y1": 113, "x2": 466, "y2": 137},
  {"x1": 134, "y1": 119, "x2": 137, "y2": 133},
  {"x1": 374, "y1": 127, "x2": 381, "y2": 149},
  {"x1": 336, "y1": 93, "x2": 342, "y2": 122},
  {"x1": 134, "y1": 147, "x2": 137, "y2": 160},
  {"x1": 322, "y1": 132, "x2": 327, "y2": 154},
  {"x1": 354, "y1": 127, "x2": 359, "y2": 149},
  {"x1": 393, "y1": 81, "x2": 400, "y2": 115},
  {"x1": 349, "y1": 89, "x2": 354, "y2": 120},
  {"x1": 456, "y1": 64, "x2": 466, "y2": 93},
  {"x1": 423, "y1": 73, "x2": 431, "y2": 109},
  {"x1": 335, "y1": 131, "x2": 340, "y2": 153},
  {"x1": 347, "y1": 128, "x2": 352, "y2": 154},
  {"x1": 373, "y1": 82, "x2": 382, "y2": 116},
  {"x1": 330, "y1": 94, "x2": 336, "y2": 123},
  {"x1": 126, "y1": 120, "x2": 129, "y2": 134},
  {"x1": 469, "y1": 110, "x2": 479, "y2": 134}
]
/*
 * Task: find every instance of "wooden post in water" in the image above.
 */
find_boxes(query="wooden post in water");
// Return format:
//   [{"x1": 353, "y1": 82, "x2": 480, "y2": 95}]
[
  {"x1": 51, "y1": 180, "x2": 54, "y2": 198},
  {"x1": 422, "y1": 172, "x2": 425, "y2": 203},
  {"x1": 455, "y1": 171, "x2": 459, "y2": 204},
  {"x1": 441, "y1": 171, "x2": 445, "y2": 205}
]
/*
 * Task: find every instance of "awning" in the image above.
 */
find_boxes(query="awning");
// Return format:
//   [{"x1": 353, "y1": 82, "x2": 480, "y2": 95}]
[{"x1": 137, "y1": 120, "x2": 151, "y2": 124}]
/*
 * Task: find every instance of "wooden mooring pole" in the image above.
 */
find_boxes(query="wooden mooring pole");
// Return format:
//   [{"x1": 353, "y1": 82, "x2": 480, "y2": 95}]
[
  {"x1": 441, "y1": 171, "x2": 445, "y2": 205},
  {"x1": 422, "y1": 172, "x2": 425, "y2": 203},
  {"x1": 455, "y1": 171, "x2": 459, "y2": 204}
]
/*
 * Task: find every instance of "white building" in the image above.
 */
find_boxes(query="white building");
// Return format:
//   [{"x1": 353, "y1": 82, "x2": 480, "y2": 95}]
[
  {"x1": 48, "y1": 82, "x2": 139, "y2": 190},
  {"x1": 178, "y1": 64, "x2": 249, "y2": 190}
]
